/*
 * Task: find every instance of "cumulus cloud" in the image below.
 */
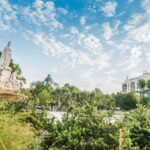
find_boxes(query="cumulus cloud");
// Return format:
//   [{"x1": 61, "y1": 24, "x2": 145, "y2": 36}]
[
  {"x1": 126, "y1": 47, "x2": 142, "y2": 70},
  {"x1": 142, "y1": 0, "x2": 150, "y2": 13},
  {"x1": 31, "y1": 32, "x2": 111, "y2": 70},
  {"x1": 80, "y1": 16, "x2": 86, "y2": 26},
  {"x1": 33, "y1": 0, "x2": 44, "y2": 8},
  {"x1": 146, "y1": 52, "x2": 150, "y2": 62},
  {"x1": 82, "y1": 34, "x2": 102, "y2": 54},
  {"x1": 124, "y1": 0, "x2": 150, "y2": 43},
  {"x1": 57, "y1": 8, "x2": 68, "y2": 15},
  {"x1": 22, "y1": 0, "x2": 63, "y2": 29},
  {"x1": 70, "y1": 27, "x2": 79, "y2": 35},
  {"x1": 102, "y1": 22, "x2": 113, "y2": 40},
  {"x1": 0, "y1": 0, "x2": 17, "y2": 31},
  {"x1": 101, "y1": 1, "x2": 118, "y2": 17}
]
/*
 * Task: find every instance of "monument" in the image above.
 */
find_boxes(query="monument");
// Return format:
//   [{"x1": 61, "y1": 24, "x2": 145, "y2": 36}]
[{"x1": 0, "y1": 42, "x2": 24, "y2": 100}]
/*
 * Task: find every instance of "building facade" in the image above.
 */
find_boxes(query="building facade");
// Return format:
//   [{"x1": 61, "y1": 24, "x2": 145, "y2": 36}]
[
  {"x1": 122, "y1": 71, "x2": 150, "y2": 93},
  {"x1": 30, "y1": 74, "x2": 59, "y2": 89}
]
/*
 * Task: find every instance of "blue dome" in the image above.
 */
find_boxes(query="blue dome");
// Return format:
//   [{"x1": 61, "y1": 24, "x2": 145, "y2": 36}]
[{"x1": 44, "y1": 74, "x2": 53, "y2": 84}]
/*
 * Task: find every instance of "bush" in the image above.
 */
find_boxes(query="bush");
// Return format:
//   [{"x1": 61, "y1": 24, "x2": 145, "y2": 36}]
[
  {"x1": 141, "y1": 97, "x2": 150, "y2": 106},
  {"x1": 0, "y1": 113, "x2": 41, "y2": 150},
  {"x1": 42, "y1": 101, "x2": 119, "y2": 150},
  {"x1": 114, "y1": 92, "x2": 138, "y2": 110}
]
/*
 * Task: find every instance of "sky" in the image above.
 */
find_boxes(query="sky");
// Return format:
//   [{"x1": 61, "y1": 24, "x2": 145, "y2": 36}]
[{"x1": 0, "y1": 0, "x2": 150, "y2": 93}]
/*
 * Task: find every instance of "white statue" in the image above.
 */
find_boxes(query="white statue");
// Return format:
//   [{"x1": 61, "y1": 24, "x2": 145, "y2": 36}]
[
  {"x1": 0, "y1": 42, "x2": 21, "y2": 91},
  {"x1": 0, "y1": 41, "x2": 11, "y2": 69}
]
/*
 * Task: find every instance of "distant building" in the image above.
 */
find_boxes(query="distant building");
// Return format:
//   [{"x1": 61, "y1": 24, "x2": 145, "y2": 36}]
[
  {"x1": 30, "y1": 74, "x2": 59, "y2": 89},
  {"x1": 44, "y1": 74, "x2": 59, "y2": 88},
  {"x1": 122, "y1": 71, "x2": 150, "y2": 93}
]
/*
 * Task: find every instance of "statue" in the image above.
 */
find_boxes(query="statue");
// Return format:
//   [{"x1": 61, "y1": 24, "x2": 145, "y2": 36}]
[
  {"x1": 10, "y1": 72, "x2": 21, "y2": 89},
  {"x1": 0, "y1": 41, "x2": 12, "y2": 69},
  {"x1": 0, "y1": 42, "x2": 21, "y2": 91},
  {"x1": 0, "y1": 42, "x2": 25, "y2": 100}
]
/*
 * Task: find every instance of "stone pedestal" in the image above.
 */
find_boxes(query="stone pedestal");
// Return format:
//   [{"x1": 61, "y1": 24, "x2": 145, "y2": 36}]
[{"x1": 0, "y1": 88, "x2": 26, "y2": 100}]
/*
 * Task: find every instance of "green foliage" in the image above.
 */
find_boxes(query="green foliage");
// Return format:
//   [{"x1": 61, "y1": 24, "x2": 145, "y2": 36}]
[
  {"x1": 123, "y1": 105, "x2": 150, "y2": 149},
  {"x1": 5, "y1": 101, "x2": 25, "y2": 115},
  {"x1": 42, "y1": 101, "x2": 119, "y2": 150},
  {"x1": 141, "y1": 97, "x2": 150, "y2": 106},
  {"x1": 9, "y1": 59, "x2": 26, "y2": 84},
  {"x1": 91, "y1": 88, "x2": 115, "y2": 110},
  {"x1": 138, "y1": 79, "x2": 146, "y2": 90},
  {"x1": 147, "y1": 80, "x2": 150, "y2": 89},
  {"x1": 9, "y1": 59, "x2": 22, "y2": 75},
  {"x1": 0, "y1": 112, "x2": 42, "y2": 150},
  {"x1": 28, "y1": 82, "x2": 53, "y2": 113},
  {"x1": 113, "y1": 92, "x2": 138, "y2": 110}
]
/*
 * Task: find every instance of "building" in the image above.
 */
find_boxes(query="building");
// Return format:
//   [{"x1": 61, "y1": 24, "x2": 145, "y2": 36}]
[
  {"x1": 31, "y1": 74, "x2": 59, "y2": 89},
  {"x1": 44, "y1": 74, "x2": 59, "y2": 88},
  {"x1": 122, "y1": 71, "x2": 150, "y2": 93}
]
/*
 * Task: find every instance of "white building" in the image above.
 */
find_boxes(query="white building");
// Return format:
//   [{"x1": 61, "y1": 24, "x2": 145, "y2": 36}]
[{"x1": 122, "y1": 71, "x2": 150, "y2": 93}]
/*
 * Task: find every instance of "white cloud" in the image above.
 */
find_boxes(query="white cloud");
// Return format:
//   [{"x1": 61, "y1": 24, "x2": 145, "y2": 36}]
[
  {"x1": 128, "y1": 0, "x2": 134, "y2": 4},
  {"x1": 33, "y1": 0, "x2": 44, "y2": 8},
  {"x1": 102, "y1": 22, "x2": 113, "y2": 40},
  {"x1": 22, "y1": 0, "x2": 63, "y2": 29},
  {"x1": 70, "y1": 27, "x2": 79, "y2": 35},
  {"x1": 0, "y1": 0, "x2": 17, "y2": 31},
  {"x1": 33, "y1": 33, "x2": 72, "y2": 56},
  {"x1": 142, "y1": 0, "x2": 150, "y2": 13},
  {"x1": 31, "y1": 32, "x2": 111, "y2": 70},
  {"x1": 124, "y1": 1, "x2": 150, "y2": 43},
  {"x1": 80, "y1": 16, "x2": 86, "y2": 26},
  {"x1": 127, "y1": 47, "x2": 142, "y2": 70},
  {"x1": 146, "y1": 52, "x2": 150, "y2": 62},
  {"x1": 102, "y1": 20, "x2": 121, "y2": 40},
  {"x1": 57, "y1": 8, "x2": 68, "y2": 15},
  {"x1": 82, "y1": 34, "x2": 102, "y2": 54},
  {"x1": 101, "y1": 1, "x2": 118, "y2": 17}
]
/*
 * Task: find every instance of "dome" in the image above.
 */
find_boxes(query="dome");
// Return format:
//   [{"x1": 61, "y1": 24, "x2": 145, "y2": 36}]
[{"x1": 44, "y1": 74, "x2": 53, "y2": 84}]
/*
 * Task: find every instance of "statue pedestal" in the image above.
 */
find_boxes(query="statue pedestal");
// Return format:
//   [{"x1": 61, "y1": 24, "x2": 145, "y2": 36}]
[{"x1": 0, "y1": 88, "x2": 26, "y2": 100}]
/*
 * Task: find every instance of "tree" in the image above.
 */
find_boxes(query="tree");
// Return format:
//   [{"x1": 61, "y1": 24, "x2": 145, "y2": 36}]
[
  {"x1": 147, "y1": 80, "x2": 150, "y2": 89},
  {"x1": 42, "y1": 100, "x2": 120, "y2": 150},
  {"x1": 138, "y1": 79, "x2": 146, "y2": 102},
  {"x1": 92, "y1": 88, "x2": 115, "y2": 110},
  {"x1": 140, "y1": 97, "x2": 150, "y2": 106},
  {"x1": 123, "y1": 105, "x2": 150, "y2": 149},
  {"x1": 147, "y1": 80, "x2": 150, "y2": 98},
  {"x1": 28, "y1": 82, "x2": 53, "y2": 113},
  {"x1": 119, "y1": 92, "x2": 138, "y2": 110},
  {"x1": 138, "y1": 79, "x2": 146, "y2": 90}
]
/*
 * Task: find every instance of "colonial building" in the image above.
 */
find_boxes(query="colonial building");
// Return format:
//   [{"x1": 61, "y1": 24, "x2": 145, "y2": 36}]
[
  {"x1": 122, "y1": 71, "x2": 150, "y2": 93},
  {"x1": 44, "y1": 74, "x2": 59, "y2": 88},
  {"x1": 31, "y1": 74, "x2": 59, "y2": 89}
]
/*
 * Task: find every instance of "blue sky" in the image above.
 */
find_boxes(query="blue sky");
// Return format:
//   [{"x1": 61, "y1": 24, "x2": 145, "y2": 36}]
[{"x1": 0, "y1": 0, "x2": 150, "y2": 93}]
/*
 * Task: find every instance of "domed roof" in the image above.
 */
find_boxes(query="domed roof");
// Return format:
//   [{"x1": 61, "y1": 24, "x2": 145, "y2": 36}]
[{"x1": 44, "y1": 74, "x2": 53, "y2": 84}]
